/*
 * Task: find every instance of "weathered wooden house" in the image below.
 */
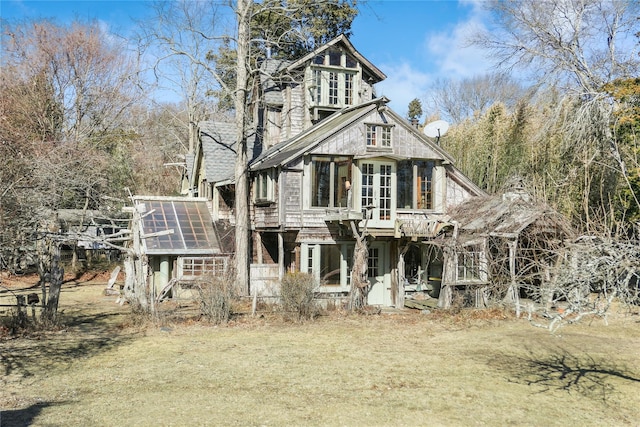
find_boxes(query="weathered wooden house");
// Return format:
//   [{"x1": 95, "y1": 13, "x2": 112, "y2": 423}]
[{"x1": 183, "y1": 35, "x2": 486, "y2": 307}]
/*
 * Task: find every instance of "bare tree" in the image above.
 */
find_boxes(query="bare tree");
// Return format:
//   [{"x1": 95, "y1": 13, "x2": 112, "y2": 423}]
[
  {"x1": 471, "y1": 0, "x2": 640, "y2": 231},
  {"x1": 427, "y1": 72, "x2": 527, "y2": 123},
  {"x1": 137, "y1": 1, "x2": 229, "y2": 151},
  {"x1": 1, "y1": 19, "x2": 144, "y2": 323}
]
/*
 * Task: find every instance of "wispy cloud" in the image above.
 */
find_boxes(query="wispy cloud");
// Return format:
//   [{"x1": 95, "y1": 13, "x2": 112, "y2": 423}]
[
  {"x1": 373, "y1": 2, "x2": 496, "y2": 119},
  {"x1": 376, "y1": 61, "x2": 432, "y2": 118},
  {"x1": 424, "y1": 3, "x2": 494, "y2": 80}
]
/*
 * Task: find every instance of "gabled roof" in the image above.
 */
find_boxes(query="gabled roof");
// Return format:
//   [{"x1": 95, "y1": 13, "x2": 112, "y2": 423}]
[
  {"x1": 193, "y1": 122, "x2": 262, "y2": 186},
  {"x1": 133, "y1": 196, "x2": 222, "y2": 256},
  {"x1": 285, "y1": 34, "x2": 386, "y2": 83},
  {"x1": 250, "y1": 98, "x2": 381, "y2": 171},
  {"x1": 250, "y1": 97, "x2": 460, "y2": 172}
]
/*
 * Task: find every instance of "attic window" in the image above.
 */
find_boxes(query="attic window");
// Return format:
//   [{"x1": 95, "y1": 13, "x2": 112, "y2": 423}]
[
  {"x1": 313, "y1": 55, "x2": 324, "y2": 65},
  {"x1": 329, "y1": 50, "x2": 341, "y2": 66},
  {"x1": 366, "y1": 124, "x2": 393, "y2": 148}
]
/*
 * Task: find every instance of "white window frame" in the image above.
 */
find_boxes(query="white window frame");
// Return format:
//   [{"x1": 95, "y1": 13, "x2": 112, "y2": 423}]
[
  {"x1": 301, "y1": 243, "x2": 354, "y2": 291},
  {"x1": 309, "y1": 66, "x2": 358, "y2": 109},
  {"x1": 456, "y1": 243, "x2": 488, "y2": 284},
  {"x1": 254, "y1": 170, "x2": 275, "y2": 203},
  {"x1": 179, "y1": 256, "x2": 228, "y2": 279},
  {"x1": 365, "y1": 124, "x2": 393, "y2": 148}
]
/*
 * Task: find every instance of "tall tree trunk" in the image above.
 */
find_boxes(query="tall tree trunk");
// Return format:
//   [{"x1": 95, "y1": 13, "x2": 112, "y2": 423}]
[{"x1": 234, "y1": 0, "x2": 253, "y2": 295}]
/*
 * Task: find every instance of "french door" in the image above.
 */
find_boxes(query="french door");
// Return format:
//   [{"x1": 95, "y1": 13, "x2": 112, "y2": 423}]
[{"x1": 360, "y1": 160, "x2": 395, "y2": 227}]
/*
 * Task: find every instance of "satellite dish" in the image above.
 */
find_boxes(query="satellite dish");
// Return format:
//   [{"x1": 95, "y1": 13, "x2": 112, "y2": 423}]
[{"x1": 423, "y1": 120, "x2": 450, "y2": 139}]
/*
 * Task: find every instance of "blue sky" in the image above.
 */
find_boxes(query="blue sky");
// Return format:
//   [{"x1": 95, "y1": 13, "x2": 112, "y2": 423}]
[{"x1": 1, "y1": 0, "x2": 494, "y2": 117}]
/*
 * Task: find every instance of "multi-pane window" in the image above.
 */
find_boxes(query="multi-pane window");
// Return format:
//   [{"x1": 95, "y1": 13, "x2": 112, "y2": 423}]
[
  {"x1": 312, "y1": 69, "x2": 322, "y2": 104},
  {"x1": 310, "y1": 156, "x2": 352, "y2": 208},
  {"x1": 310, "y1": 69, "x2": 356, "y2": 107},
  {"x1": 309, "y1": 59, "x2": 357, "y2": 108},
  {"x1": 457, "y1": 246, "x2": 485, "y2": 282},
  {"x1": 361, "y1": 163, "x2": 374, "y2": 211},
  {"x1": 379, "y1": 164, "x2": 392, "y2": 220},
  {"x1": 328, "y1": 72, "x2": 339, "y2": 105},
  {"x1": 366, "y1": 124, "x2": 392, "y2": 148},
  {"x1": 397, "y1": 160, "x2": 435, "y2": 210},
  {"x1": 181, "y1": 257, "x2": 227, "y2": 277},
  {"x1": 344, "y1": 73, "x2": 353, "y2": 105},
  {"x1": 368, "y1": 247, "x2": 379, "y2": 278},
  {"x1": 417, "y1": 161, "x2": 433, "y2": 209}
]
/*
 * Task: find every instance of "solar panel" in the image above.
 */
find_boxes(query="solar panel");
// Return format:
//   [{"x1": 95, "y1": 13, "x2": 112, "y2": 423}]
[{"x1": 139, "y1": 200, "x2": 219, "y2": 255}]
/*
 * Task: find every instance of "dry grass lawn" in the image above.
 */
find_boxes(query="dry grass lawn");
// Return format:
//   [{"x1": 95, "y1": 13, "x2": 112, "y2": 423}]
[{"x1": 1, "y1": 280, "x2": 640, "y2": 426}]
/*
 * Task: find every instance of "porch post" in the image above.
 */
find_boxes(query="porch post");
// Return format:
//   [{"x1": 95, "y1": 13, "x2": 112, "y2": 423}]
[{"x1": 278, "y1": 231, "x2": 284, "y2": 281}]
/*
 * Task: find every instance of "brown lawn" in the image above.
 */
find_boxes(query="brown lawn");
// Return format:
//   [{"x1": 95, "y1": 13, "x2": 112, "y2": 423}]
[{"x1": 1, "y1": 278, "x2": 639, "y2": 426}]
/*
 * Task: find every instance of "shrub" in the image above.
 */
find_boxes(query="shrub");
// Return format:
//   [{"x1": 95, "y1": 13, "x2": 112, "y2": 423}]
[
  {"x1": 279, "y1": 272, "x2": 318, "y2": 322},
  {"x1": 196, "y1": 275, "x2": 235, "y2": 324}
]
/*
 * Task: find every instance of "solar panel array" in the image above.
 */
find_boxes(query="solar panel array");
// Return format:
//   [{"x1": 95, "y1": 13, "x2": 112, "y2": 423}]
[{"x1": 139, "y1": 200, "x2": 217, "y2": 254}]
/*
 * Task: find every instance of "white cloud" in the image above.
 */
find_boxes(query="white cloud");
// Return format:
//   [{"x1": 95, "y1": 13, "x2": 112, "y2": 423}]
[
  {"x1": 424, "y1": 3, "x2": 495, "y2": 80},
  {"x1": 375, "y1": 61, "x2": 433, "y2": 118}
]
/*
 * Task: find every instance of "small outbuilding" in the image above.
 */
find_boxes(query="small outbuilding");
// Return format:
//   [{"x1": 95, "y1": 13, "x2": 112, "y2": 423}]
[
  {"x1": 433, "y1": 180, "x2": 576, "y2": 312},
  {"x1": 123, "y1": 196, "x2": 232, "y2": 307}
]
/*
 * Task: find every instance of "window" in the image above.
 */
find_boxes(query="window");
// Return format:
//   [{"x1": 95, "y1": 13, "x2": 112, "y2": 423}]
[
  {"x1": 320, "y1": 245, "x2": 341, "y2": 285},
  {"x1": 309, "y1": 67, "x2": 357, "y2": 108},
  {"x1": 312, "y1": 69, "x2": 322, "y2": 103},
  {"x1": 254, "y1": 170, "x2": 275, "y2": 203},
  {"x1": 366, "y1": 124, "x2": 392, "y2": 148},
  {"x1": 181, "y1": 257, "x2": 227, "y2": 278},
  {"x1": 457, "y1": 246, "x2": 485, "y2": 282},
  {"x1": 368, "y1": 247, "x2": 380, "y2": 278},
  {"x1": 328, "y1": 72, "x2": 338, "y2": 105},
  {"x1": 361, "y1": 163, "x2": 374, "y2": 211},
  {"x1": 329, "y1": 49, "x2": 341, "y2": 66},
  {"x1": 397, "y1": 160, "x2": 435, "y2": 210},
  {"x1": 310, "y1": 156, "x2": 352, "y2": 208},
  {"x1": 303, "y1": 243, "x2": 354, "y2": 288},
  {"x1": 344, "y1": 73, "x2": 353, "y2": 105}
]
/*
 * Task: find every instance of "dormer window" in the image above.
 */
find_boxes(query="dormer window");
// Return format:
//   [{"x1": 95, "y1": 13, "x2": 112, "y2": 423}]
[
  {"x1": 366, "y1": 124, "x2": 393, "y2": 148},
  {"x1": 308, "y1": 49, "x2": 359, "y2": 113}
]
